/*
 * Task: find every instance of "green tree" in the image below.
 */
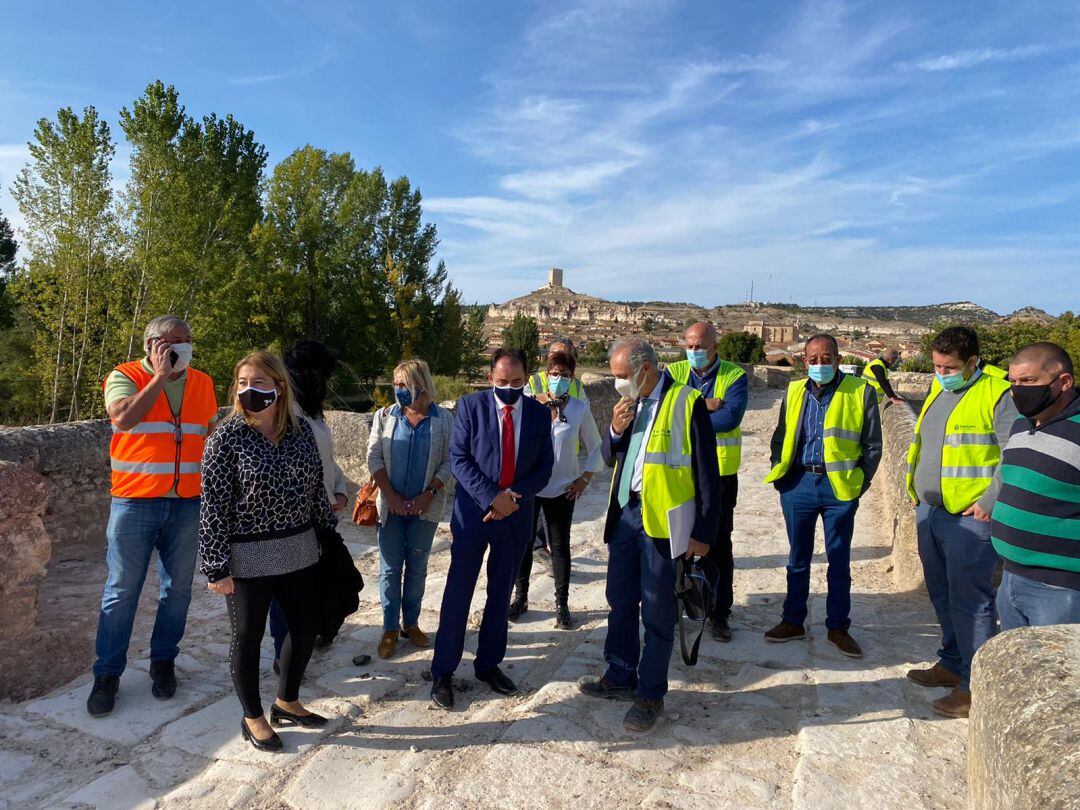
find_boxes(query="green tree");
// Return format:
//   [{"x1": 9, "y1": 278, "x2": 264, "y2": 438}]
[
  {"x1": 0, "y1": 211, "x2": 16, "y2": 329},
  {"x1": 501, "y1": 313, "x2": 540, "y2": 373},
  {"x1": 460, "y1": 307, "x2": 488, "y2": 379},
  {"x1": 582, "y1": 339, "x2": 609, "y2": 366},
  {"x1": 717, "y1": 331, "x2": 765, "y2": 363},
  {"x1": 11, "y1": 105, "x2": 118, "y2": 421}
]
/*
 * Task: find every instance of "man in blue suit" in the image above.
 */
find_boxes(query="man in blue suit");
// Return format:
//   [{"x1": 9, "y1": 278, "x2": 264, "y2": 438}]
[
  {"x1": 430, "y1": 348, "x2": 555, "y2": 709},
  {"x1": 578, "y1": 337, "x2": 721, "y2": 732}
]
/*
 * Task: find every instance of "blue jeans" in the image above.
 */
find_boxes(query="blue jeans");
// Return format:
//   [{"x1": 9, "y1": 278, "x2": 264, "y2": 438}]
[
  {"x1": 916, "y1": 503, "x2": 999, "y2": 689},
  {"x1": 603, "y1": 499, "x2": 678, "y2": 701},
  {"x1": 997, "y1": 569, "x2": 1080, "y2": 631},
  {"x1": 93, "y1": 497, "x2": 200, "y2": 676},
  {"x1": 378, "y1": 515, "x2": 438, "y2": 631},
  {"x1": 778, "y1": 471, "x2": 858, "y2": 630}
]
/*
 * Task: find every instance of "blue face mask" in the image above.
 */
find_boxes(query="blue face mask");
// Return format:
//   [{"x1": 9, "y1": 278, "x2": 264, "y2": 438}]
[
  {"x1": 686, "y1": 348, "x2": 710, "y2": 369},
  {"x1": 548, "y1": 375, "x2": 571, "y2": 398},
  {"x1": 394, "y1": 387, "x2": 413, "y2": 408},
  {"x1": 494, "y1": 385, "x2": 524, "y2": 406},
  {"x1": 807, "y1": 364, "x2": 836, "y2": 385},
  {"x1": 936, "y1": 369, "x2": 970, "y2": 392}
]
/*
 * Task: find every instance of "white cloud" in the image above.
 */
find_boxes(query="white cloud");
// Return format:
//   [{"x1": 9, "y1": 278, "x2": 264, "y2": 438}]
[{"x1": 914, "y1": 45, "x2": 1045, "y2": 72}]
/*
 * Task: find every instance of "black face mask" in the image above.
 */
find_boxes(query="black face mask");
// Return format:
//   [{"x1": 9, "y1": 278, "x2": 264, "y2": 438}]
[
  {"x1": 494, "y1": 385, "x2": 524, "y2": 406},
  {"x1": 1011, "y1": 381, "x2": 1061, "y2": 419},
  {"x1": 238, "y1": 386, "x2": 278, "y2": 413}
]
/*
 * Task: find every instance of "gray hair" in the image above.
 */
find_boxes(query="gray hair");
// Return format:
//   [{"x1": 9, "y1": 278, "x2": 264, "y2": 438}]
[
  {"x1": 611, "y1": 336, "x2": 658, "y2": 372},
  {"x1": 144, "y1": 315, "x2": 190, "y2": 352},
  {"x1": 549, "y1": 335, "x2": 576, "y2": 356}
]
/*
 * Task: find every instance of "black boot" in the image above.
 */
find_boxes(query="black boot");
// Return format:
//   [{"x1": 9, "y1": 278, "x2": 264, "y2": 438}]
[
  {"x1": 508, "y1": 587, "x2": 528, "y2": 622},
  {"x1": 150, "y1": 660, "x2": 177, "y2": 699},
  {"x1": 554, "y1": 600, "x2": 574, "y2": 630},
  {"x1": 710, "y1": 614, "x2": 732, "y2": 643},
  {"x1": 87, "y1": 675, "x2": 120, "y2": 716}
]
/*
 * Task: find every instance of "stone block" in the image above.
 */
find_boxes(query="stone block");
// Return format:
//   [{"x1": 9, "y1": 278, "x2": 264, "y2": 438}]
[
  {"x1": 25, "y1": 669, "x2": 216, "y2": 745},
  {"x1": 280, "y1": 743, "x2": 431, "y2": 809},
  {"x1": 60, "y1": 764, "x2": 156, "y2": 810},
  {"x1": 969, "y1": 624, "x2": 1080, "y2": 810}
]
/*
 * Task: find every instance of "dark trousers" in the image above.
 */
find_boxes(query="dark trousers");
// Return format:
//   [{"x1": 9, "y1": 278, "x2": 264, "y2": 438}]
[
  {"x1": 602, "y1": 499, "x2": 678, "y2": 701},
  {"x1": 226, "y1": 564, "x2": 318, "y2": 718},
  {"x1": 703, "y1": 474, "x2": 738, "y2": 621},
  {"x1": 916, "y1": 503, "x2": 999, "y2": 689},
  {"x1": 431, "y1": 519, "x2": 531, "y2": 678},
  {"x1": 515, "y1": 495, "x2": 576, "y2": 603},
  {"x1": 778, "y1": 471, "x2": 858, "y2": 630}
]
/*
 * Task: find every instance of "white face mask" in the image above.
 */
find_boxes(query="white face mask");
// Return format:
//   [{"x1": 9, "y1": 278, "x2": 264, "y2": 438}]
[
  {"x1": 614, "y1": 367, "x2": 645, "y2": 400},
  {"x1": 168, "y1": 343, "x2": 193, "y2": 372}
]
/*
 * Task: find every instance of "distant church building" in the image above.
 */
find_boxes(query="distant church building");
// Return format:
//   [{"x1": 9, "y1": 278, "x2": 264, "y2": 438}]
[{"x1": 745, "y1": 320, "x2": 798, "y2": 344}]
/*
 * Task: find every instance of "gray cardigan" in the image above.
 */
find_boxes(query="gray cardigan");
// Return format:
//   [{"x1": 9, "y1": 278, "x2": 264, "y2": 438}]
[{"x1": 366, "y1": 404, "x2": 453, "y2": 524}]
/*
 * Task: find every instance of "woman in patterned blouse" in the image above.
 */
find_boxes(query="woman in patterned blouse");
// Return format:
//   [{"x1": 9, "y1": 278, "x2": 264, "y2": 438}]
[{"x1": 199, "y1": 350, "x2": 335, "y2": 751}]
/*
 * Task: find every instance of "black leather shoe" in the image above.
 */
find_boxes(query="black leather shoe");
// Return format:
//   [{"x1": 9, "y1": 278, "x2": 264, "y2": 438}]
[
  {"x1": 149, "y1": 660, "x2": 177, "y2": 700},
  {"x1": 577, "y1": 674, "x2": 636, "y2": 702},
  {"x1": 86, "y1": 675, "x2": 119, "y2": 716},
  {"x1": 240, "y1": 718, "x2": 283, "y2": 752},
  {"x1": 508, "y1": 593, "x2": 528, "y2": 622},
  {"x1": 476, "y1": 666, "x2": 518, "y2": 696},
  {"x1": 554, "y1": 602, "x2": 575, "y2": 630},
  {"x1": 431, "y1": 675, "x2": 454, "y2": 710},
  {"x1": 710, "y1": 616, "x2": 732, "y2": 643},
  {"x1": 623, "y1": 697, "x2": 664, "y2": 732},
  {"x1": 270, "y1": 703, "x2": 328, "y2": 728}
]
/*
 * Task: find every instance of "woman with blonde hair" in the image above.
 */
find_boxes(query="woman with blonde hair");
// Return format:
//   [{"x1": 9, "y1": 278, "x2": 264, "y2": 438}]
[
  {"x1": 199, "y1": 350, "x2": 335, "y2": 751},
  {"x1": 367, "y1": 358, "x2": 452, "y2": 659}
]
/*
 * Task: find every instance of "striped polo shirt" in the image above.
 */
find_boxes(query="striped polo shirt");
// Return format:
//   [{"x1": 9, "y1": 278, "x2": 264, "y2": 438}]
[{"x1": 990, "y1": 392, "x2": 1080, "y2": 590}]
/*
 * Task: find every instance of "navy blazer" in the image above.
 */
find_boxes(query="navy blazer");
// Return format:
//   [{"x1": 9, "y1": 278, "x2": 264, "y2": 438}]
[
  {"x1": 450, "y1": 389, "x2": 555, "y2": 542},
  {"x1": 601, "y1": 375, "x2": 722, "y2": 556}
]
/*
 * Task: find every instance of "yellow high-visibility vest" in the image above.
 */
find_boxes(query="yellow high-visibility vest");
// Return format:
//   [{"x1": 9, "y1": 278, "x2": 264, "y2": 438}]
[
  {"x1": 906, "y1": 373, "x2": 1011, "y2": 513},
  {"x1": 981, "y1": 363, "x2": 1008, "y2": 380},
  {"x1": 665, "y1": 358, "x2": 746, "y2": 475},
  {"x1": 764, "y1": 375, "x2": 869, "y2": 502},
  {"x1": 862, "y1": 358, "x2": 888, "y2": 403},
  {"x1": 529, "y1": 371, "x2": 585, "y2": 400},
  {"x1": 610, "y1": 382, "x2": 700, "y2": 539}
]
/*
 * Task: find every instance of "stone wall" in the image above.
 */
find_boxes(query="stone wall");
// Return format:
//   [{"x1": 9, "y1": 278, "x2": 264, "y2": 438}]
[
  {"x1": 877, "y1": 402, "x2": 923, "y2": 590},
  {"x1": 0, "y1": 421, "x2": 112, "y2": 555},
  {"x1": 0, "y1": 461, "x2": 63, "y2": 700},
  {"x1": 968, "y1": 624, "x2": 1080, "y2": 809}
]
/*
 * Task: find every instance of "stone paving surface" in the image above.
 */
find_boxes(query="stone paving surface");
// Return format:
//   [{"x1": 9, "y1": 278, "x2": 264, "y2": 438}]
[{"x1": 0, "y1": 391, "x2": 967, "y2": 809}]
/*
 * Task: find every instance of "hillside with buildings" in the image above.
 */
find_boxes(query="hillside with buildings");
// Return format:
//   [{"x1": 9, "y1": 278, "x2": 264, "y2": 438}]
[{"x1": 484, "y1": 268, "x2": 1014, "y2": 363}]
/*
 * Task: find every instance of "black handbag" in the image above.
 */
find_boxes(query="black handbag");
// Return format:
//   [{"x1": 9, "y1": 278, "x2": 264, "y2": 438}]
[
  {"x1": 314, "y1": 525, "x2": 365, "y2": 643},
  {"x1": 675, "y1": 556, "x2": 715, "y2": 666}
]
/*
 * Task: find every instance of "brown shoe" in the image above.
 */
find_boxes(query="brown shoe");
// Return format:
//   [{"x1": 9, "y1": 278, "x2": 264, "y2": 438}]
[
  {"x1": 931, "y1": 687, "x2": 971, "y2": 718},
  {"x1": 907, "y1": 662, "x2": 961, "y2": 689},
  {"x1": 764, "y1": 621, "x2": 806, "y2": 643},
  {"x1": 377, "y1": 630, "x2": 398, "y2": 659},
  {"x1": 401, "y1": 624, "x2": 430, "y2": 648},
  {"x1": 827, "y1": 629, "x2": 863, "y2": 658}
]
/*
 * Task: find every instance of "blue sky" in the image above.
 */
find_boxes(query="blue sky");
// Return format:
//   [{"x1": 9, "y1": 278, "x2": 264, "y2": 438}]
[{"x1": 2, "y1": 0, "x2": 1079, "y2": 313}]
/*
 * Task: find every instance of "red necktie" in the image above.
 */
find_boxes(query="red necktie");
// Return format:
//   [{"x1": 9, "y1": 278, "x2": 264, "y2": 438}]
[{"x1": 499, "y1": 405, "x2": 516, "y2": 489}]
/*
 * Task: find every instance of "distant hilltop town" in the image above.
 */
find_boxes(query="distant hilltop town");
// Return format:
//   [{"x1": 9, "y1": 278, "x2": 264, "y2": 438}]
[{"x1": 485, "y1": 268, "x2": 1055, "y2": 364}]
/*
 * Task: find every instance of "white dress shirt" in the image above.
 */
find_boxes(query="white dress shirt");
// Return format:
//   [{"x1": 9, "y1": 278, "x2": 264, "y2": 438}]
[
  {"x1": 539, "y1": 397, "x2": 604, "y2": 498},
  {"x1": 493, "y1": 389, "x2": 523, "y2": 482},
  {"x1": 611, "y1": 382, "x2": 662, "y2": 494}
]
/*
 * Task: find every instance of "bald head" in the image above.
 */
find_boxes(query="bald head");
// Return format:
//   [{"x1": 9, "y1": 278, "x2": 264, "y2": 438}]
[
  {"x1": 1011, "y1": 342, "x2": 1073, "y2": 376},
  {"x1": 884, "y1": 349, "x2": 900, "y2": 366},
  {"x1": 684, "y1": 322, "x2": 718, "y2": 347}
]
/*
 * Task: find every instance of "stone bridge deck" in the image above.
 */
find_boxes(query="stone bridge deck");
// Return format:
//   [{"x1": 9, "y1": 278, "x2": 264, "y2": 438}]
[{"x1": 0, "y1": 391, "x2": 966, "y2": 809}]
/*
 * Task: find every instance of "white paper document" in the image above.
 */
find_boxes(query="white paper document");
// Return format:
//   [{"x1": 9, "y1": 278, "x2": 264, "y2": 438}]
[{"x1": 666, "y1": 498, "x2": 696, "y2": 559}]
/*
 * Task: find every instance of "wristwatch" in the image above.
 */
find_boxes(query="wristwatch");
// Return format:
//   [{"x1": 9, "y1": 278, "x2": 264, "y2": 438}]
[{"x1": 427, "y1": 485, "x2": 439, "y2": 497}]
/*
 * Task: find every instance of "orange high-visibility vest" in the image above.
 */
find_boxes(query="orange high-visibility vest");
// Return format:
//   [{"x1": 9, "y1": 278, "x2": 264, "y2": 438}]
[{"x1": 106, "y1": 361, "x2": 218, "y2": 498}]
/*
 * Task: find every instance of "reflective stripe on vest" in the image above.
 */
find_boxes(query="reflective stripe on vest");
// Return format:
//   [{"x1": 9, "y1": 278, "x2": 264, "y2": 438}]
[
  {"x1": 609, "y1": 382, "x2": 700, "y2": 539},
  {"x1": 106, "y1": 361, "x2": 217, "y2": 498},
  {"x1": 763, "y1": 375, "x2": 868, "y2": 501},
  {"x1": 862, "y1": 359, "x2": 887, "y2": 403},
  {"x1": 905, "y1": 373, "x2": 1011, "y2": 513},
  {"x1": 666, "y1": 359, "x2": 745, "y2": 475},
  {"x1": 111, "y1": 422, "x2": 208, "y2": 436}
]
